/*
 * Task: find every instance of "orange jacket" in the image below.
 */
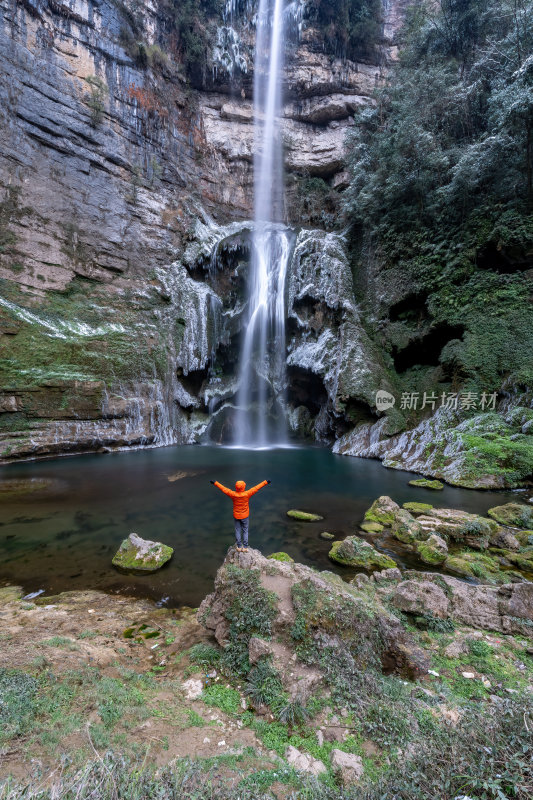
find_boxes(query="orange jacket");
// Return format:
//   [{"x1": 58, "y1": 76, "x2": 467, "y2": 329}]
[{"x1": 214, "y1": 479, "x2": 268, "y2": 519}]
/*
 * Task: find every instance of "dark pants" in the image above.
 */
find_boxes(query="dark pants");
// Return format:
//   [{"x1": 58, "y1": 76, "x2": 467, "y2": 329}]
[{"x1": 234, "y1": 517, "x2": 249, "y2": 547}]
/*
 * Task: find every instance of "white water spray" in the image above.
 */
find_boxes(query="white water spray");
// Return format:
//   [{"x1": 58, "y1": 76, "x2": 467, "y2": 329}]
[{"x1": 234, "y1": 0, "x2": 290, "y2": 447}]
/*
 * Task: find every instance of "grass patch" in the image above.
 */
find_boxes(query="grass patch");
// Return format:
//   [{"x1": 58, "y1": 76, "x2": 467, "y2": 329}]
[{"x1": 201, "y1": 684, "x2": 242, "y2": 716}]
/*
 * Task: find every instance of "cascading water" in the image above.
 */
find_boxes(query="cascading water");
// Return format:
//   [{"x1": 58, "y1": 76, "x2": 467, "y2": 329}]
[{"x1": 234, "y1": 0, "x2": 291, "y2": 448}]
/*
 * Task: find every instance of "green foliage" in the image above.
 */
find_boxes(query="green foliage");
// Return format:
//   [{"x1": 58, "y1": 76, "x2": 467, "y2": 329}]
[
  {"x1": 306, "y1": 0, "x2": 382, "y2": 60},
  {"x1": 273, "y1": 696, "x2": 310, "y2": 729},
  {"x1": 185, "y1": 708, "x2": 206, "y2": 727},
  {"x1": 0, "y1": 668, "x2": 39, "y2": 743},
  {"x1": 201, "y1": 684, "x2": 242, "y2": 715},
  {"x1": 85, "y1": 75, "x2": 108, "y2": 127},
  {"x1": 218, "y1": 565, "x2": 278, "y2": 677},
  {"x1": 165, "y1": 0, "x2": 222, "y2": 85},
  {"x1": 188, "y1": 643, "x2": 221, "y2": 668},
  {"x1": 244, "y1": 659, "x2": 283, "y2": 708},
  {"x1": 289, "y1": 175, "x2": 341, "y2": 231},
  {"x1": 344, "y1": 0, "x2": 533, "y2": 403}
]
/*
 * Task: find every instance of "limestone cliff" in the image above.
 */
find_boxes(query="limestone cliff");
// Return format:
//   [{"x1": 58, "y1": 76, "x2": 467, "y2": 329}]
[{"x1": 0, "y1": 0, "x2": 406, "y2": 461}]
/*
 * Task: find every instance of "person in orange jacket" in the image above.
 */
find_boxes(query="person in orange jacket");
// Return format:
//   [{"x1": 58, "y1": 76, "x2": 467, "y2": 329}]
[{"x1": 210, "y1": 478, "x2": 271, "y2": 551}]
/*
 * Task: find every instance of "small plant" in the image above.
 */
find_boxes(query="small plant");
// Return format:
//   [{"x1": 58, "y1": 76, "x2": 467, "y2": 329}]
[
  {"x1": 273, "y1": 695, "x2": 309, "y2": 731},
  {"x1": 244, "y1": 660, "x2": 283, "y2": 708},
  {"x1": 85, "y1": 75, "x2": 108, "y2": 127},
  {"x1": 201, "y1": 684, "x2": 242, "y2": 716},
  {"x1": 188, "y1": 643, "x2": 220, "y2": 668},
  {"x1": 185, "y1": 709, "x2": 206, "y2": 727}
]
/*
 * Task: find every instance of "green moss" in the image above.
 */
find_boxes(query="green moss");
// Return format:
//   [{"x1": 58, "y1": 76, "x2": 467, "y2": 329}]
[
  {"x1": 444, "y1": 550, "x2": 511, "y2": 583},
  {"x1": 487, "y1": 503, "x2": 533, "y2": 529},
  {"x1": 286, "y1": 510, "x2": 324, "y2": 522},
  {"x1": 363, "y1": 497, "x2": 399, "y2": 526},
  {"x1": 460, "y1": 430, "x2": 533, "y2": 487},
  {"x1": 360, "y1": 521, "x2": 384, "y2": 533},
  {"x1": 408, "y1": 479, "x2": 444, "y2": 490},
  {"x1": 267, "y1": 552, "x2": 294, "y2": 562},
  {"x1": 402, "y1": 502, "x2": 433, "y2": 514},
  {"x1": 391, "y1": 509, "x2": 423, "y2": 544},
  {"x1": 111, "y1": 537, "x2": 173, "y2": 573},
  {"x1": 328, "y1": 537, "x2": 397, "y2": 570},
  {"x1": 415, "y1": 540, "x2": 447, "y2": 565}
]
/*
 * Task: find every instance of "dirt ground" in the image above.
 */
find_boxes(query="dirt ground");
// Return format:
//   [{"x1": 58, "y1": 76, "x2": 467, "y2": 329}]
[{"x1": 0, "y1": 585, "x2": 276, "y2": 787}]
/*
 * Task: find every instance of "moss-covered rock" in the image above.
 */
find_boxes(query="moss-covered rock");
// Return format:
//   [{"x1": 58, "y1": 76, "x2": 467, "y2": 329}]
[
  {"x1": 360, "y1": 520, "x2": 384, "y2": 533},
  {"x1": 408, "y1": 479, "x2": 444, "y2": 490},
  {"x1": 391, "y1": 510, "x2": 424, "y2": 545},
  {"x1": 363, "y1": 495, "x2": 401, "y2": 526},
  {"x1": 267, "y1": 552, "x2": 294, "y2": 562},
  {"x1": 319, "y1": 531, "x2": 335, "y2": 540},
  {"x1": 487, "y1": 503, "x2": 533, "y2": 529},
  {"x1": 416, "y1": 508, "x2": 498, "y2": 550},
  {"x1": 415, "y1": 534, "x2": 448, "y2": 566},
  {"x1": 516, "y1": 530, "x2": 533, "y2": 547},
  {"x1": 328, "y1": 537, "x2": 397, "y2": 570},
  {"x1": 287, "y1": 510, "x2": 324, "y2": 521},
  {"x1": 490, "y1": 547, "x2": 533, "y2": 573},
  {"x1": 444, "y1": 550, "x2": 513, "y2": 584},
  {"x1": 0, "y1": 586, "x2": 24, "y2": 605},
  {"x1": 112, "y1": 533, "x2": 173, "y2": 573},
  {"x1": 402, "y1": 502, "x2": 433, "y2": 515}
]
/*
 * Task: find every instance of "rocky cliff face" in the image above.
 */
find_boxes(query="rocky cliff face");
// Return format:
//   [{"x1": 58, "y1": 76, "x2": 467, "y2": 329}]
[{"x1": 0, "y1": 0, "x2": 408, "y2": 461}]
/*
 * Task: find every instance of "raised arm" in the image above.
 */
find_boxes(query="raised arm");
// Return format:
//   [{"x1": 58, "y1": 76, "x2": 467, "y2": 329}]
[
  {"x1": 247, "y1": 480, "x2": 269, "y2": 497},
  {"x1": 213, "y1": 480, "x2": 236, "y2": 497}
]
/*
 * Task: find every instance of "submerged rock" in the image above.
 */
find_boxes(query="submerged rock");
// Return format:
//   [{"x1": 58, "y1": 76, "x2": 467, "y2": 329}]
[
  {"x1": 360, "y1": 520, "x2": 384, "y2": 533},
  {"x1": 487, "y1": 503, "x2": 533, "y2": 529},
  {"x1": 112, "y1": 533, "x2": 173, "y2": 574},
  {"x1": 408, "y1": 479, "x2": 444, "y2": 490},
  {"x1": 319, "y1": 531, "x2": 335, "y2": 540},
  {"x1": 287, "y1": 510, "x2": 324, "y2": 521},
  {"x1": 328, "y1": 537, "x2": 397, "y2": 570}
]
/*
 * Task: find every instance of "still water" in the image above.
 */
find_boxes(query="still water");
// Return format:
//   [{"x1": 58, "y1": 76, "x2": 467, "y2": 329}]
[{"x1": 0, "y1": 445, "x2": 517, "y2": 607}]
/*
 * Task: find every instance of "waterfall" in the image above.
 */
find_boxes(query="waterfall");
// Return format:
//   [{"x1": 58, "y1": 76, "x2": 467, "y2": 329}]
[{"x1": 234, "y1": 0, "x2": 290, "y2": 448}]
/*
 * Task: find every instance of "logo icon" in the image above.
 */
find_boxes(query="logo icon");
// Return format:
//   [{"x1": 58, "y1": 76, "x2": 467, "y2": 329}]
[{"x1": 375, "y1": 390, "x2": 395, "y2": 411}]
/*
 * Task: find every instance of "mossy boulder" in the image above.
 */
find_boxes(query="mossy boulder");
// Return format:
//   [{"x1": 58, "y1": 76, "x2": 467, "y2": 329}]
[
  {"x1": 415, "y1": 534, "x2": 448, "y2": 566},
  {"x1": 402, "y1": 502, "x2": 433, "y2": 515},
  {"x1": 487, "y1": 503, "x2": 533, "y2": 529},
  {"x1": 287, "y1": 510, "x2": 323, "y2": 522},
  {"x1": 363, "y1": 495, "x2": 401, "y2": 527},
  {"x1": 359, "y1": 520, "x2": 384, "y2": 533},
  {"x1": 516, "y1": 530, "x2": 533, "y2": 547},
  {"x1": 444, "y1": 550, "x2": 512, "y2": 584},
  {"x1": 319, "y1": 531, "x2": 335, "y2": 540},
  {"x1": 408, "y1": 479, "x2": 444, "y2": 490},
  {"x1": 416, "y1": 509, "x2": 498, "y2": 550},
  {"x1": 112, "y1": 533, "x2": 173, "y2": 573},
  {"x1": 391, "y1": 510, "x2": 425, "y2": 545},
  {"x1": 491, "y1": 547, "x2": 533, "y2": 573},
  {"x1": 267, "y1": 552, "x2": 294, "y2": 562},
  {"x1": 328, "y1": 537, "x2": 397, "y2": 570}
]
